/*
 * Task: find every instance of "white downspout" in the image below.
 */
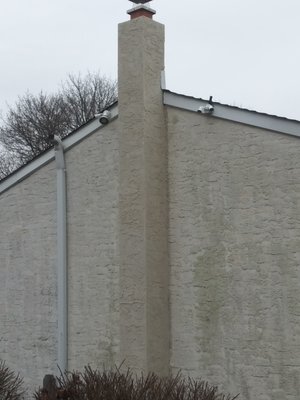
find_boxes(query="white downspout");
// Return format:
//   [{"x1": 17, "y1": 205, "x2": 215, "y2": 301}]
[{"x1": 53, "y1": 135, "x2": 68, "y2": 373}]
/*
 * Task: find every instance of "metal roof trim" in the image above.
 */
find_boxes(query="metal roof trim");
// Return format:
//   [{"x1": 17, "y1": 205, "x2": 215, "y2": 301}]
[
  {"x1": 164, "y1": 90, "x2": 300, "y2": 137},
  {"x1": 0, "y1": 104, "x2": 119, "y2": 195}
]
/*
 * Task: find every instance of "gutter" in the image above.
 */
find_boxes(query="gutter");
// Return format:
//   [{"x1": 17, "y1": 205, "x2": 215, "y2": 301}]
[
  {"x1": 163, "y1": 91, "x2": 300, "y2": 138},
  {"x1": 53, "y1": 135, "x2": 68, "y2": 372},
  {"x1": 0, "y1": 104, "x2": 119, "y2": 196}
]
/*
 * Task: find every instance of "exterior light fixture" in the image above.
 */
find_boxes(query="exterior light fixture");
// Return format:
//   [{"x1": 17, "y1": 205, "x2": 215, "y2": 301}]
[
  {"x1": 198, "y1": 104, "x2": 214, "y2": 114},
  {"x1": 98, "y1": 110, "x2": 112, "y2": 125}
]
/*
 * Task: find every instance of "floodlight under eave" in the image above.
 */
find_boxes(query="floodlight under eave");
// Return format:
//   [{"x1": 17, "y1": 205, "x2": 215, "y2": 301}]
[{"x1": 99, "y1": 110, "x2": 112, "y2": 125}]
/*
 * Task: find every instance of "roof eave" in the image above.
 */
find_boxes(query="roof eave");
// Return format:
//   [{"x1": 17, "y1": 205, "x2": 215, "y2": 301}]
[
  {"x1": 163, "y1": 90, "x2": 300, "y2": 138},
  {"x1": 0, "y1": 104, "x2": 119, "y2": 195}
]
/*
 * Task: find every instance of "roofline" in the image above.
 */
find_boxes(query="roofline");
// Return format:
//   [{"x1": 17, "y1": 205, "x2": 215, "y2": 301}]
[
  {"x1": 0, "y1": 104, "x2": 119, "y2": 195},
  {"x1": 2, "y1": 90, "x2": 300, "y2": 195},
  {"x1": 163, "y1": 90, "x2": 300, "y2": 138}
]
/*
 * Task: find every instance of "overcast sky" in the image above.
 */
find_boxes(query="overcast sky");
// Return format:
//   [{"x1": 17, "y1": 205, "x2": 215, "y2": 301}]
[{"x1": 0, "y1": 0, "x2": 299, "y2": 120}]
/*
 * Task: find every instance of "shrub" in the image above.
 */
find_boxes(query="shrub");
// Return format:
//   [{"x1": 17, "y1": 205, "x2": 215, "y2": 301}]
[
  {"x1": 0, "y1": 360, "x2": 24, "y2": 400},
  {"x1": 35, "y1": 366, "x2": 238, "y2": 400}
]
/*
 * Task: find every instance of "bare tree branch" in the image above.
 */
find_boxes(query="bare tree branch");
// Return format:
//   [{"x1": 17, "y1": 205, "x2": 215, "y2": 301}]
[
  {"x1": 61, "y1": 72, "x2": 117, "y2": 130},
  {"x1": 0, "y1": 72, "x2": 117, "y2": 179}
]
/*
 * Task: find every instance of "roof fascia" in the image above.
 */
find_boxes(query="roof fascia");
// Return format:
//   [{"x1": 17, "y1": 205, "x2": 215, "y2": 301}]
[
  {"x1": 0, "y1": 105, "x2": 118, "y2": 195},
  {"x1": 164, "y1": 91, "x2": 300, "y2": 138}
]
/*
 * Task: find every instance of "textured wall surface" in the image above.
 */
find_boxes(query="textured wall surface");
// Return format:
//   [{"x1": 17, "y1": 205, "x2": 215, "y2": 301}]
[
  {"x1": 66, "y1": 120, "x2": 120, "y2": 371},
  {"x1": 118, "y1": 17, "x2": 169, "y2": 374},
  {"x1": 3, "y1": 14, "x2": 300, "y2": 400},
  {"x1": 167, "y1": 108, "x2": 300, "y2": 400},
  {"x1": 0, "y1": 162, "x2": 57, "y2": 392},
  {"x1": 0, "y1": 120, "x2": 120, "y2": 393}
]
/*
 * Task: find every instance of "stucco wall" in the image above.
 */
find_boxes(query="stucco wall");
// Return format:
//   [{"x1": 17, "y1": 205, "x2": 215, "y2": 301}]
[
  {"x1": 0, "y1": 119, "x2": 120, "y2": 392},
  {"x1": 118, "y1": 17, "x2": 169, "y2": 374},
  {"x1": 66, "y1": 120, "x2": 120, "y2": 371},
  {"x1": 0, "y1": 162, "x2": 57, "y2": 391},
  {"x1": 3, "y1": 94, "x2": 300, "y2": 400},
  {"x1": 167, "y1": 107, "x2": 300, "y2": 400}
]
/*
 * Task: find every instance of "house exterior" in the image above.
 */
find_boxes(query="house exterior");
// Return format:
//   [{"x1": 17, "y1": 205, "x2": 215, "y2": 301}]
[{"x1": 1, "y1": 2, "x2": 300, "y2": 399}]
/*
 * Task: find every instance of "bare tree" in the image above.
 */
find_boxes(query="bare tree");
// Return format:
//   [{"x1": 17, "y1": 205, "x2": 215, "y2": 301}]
[
  {"x1": 62, "y1": 73, "x2": 117, "y2": 130},
  {"x1": 0, "y1": 72, "x2": 117, "y2": 178},
  {"x1": 0, "y1": 92, "x2": 70, "y2": 166},
  {"x1": 0, "y1": 151, "x2": 16, "y2": 180}
]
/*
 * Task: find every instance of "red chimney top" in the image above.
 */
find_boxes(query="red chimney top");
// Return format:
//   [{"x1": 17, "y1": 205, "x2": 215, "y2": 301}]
[{"x1": 127, "y1": 0, "x2": 156, "y2": 20}]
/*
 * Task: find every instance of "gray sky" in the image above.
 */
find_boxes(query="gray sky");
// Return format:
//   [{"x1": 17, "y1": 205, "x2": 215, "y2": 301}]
[{"x1": 0, "y1": 0, "x2": 299, "y2": 120}]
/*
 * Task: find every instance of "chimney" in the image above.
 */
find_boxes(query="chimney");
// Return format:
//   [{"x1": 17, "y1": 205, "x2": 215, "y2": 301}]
[
  {"x1": 118, "y1": 1, "x2": 170, "y2": 375},
  {"x1": 127, "y1": 3, "x2": 156, "y2": 20}
]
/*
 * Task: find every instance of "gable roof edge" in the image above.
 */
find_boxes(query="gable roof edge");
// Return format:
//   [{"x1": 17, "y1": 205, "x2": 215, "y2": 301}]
[
  {"x1": 0, "y1": 104, "x2": 119, "y2": 195},
  {"x1": 164, "y1": 91, "x2": 300, "y2": 138}
]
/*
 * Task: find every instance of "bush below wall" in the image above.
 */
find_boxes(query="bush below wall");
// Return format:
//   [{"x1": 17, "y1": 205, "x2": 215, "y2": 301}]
[
  {"x1": 34, "y1": 366, "x2": 238, "y2": 400},
  {"x1": 0, "y1": 360, "x2": 25, "y2": 400}
]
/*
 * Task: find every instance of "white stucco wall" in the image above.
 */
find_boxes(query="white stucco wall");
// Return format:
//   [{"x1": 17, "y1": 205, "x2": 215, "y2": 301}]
[
  {"x1": 2, "y1": 14, "x2": 300, "y2": 397},
  {"x1": 118, "y1": 17, "x2": 169, "y2": 374},
  {"x1": 0, "y1": 119, "x2": 120, "y2": 392},
  {"x1": 66, "y1": 120, "x2": 120, "y2": 371},
  {"x1": 2, "y1": 97, "x2": 300, "y2": 400},
  {"x1": 167, "y1": 107, "x2": 300, "y2": 400},
  {"x1": 0, "y1": 162, "x2": 57, "y2": 392}
]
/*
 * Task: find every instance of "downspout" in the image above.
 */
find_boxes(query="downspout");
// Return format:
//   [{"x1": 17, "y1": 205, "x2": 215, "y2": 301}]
[{"x1": 53, "y1": 135, "x2": 68, "y2": 372}]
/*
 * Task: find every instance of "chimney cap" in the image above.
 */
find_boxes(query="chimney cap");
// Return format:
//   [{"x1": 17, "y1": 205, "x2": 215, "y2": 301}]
[
  {"x1": 129, "y1": 0, "x2": 152, "y2": 4},
  {"x1": 127, "y1": 4, "x2": 156, "y2": 19}
]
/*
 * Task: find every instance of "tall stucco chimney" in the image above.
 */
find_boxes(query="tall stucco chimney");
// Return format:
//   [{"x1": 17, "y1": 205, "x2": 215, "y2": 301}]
[{"x1": 118, "y1": 1, "x2": 170, "y2": 375}]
